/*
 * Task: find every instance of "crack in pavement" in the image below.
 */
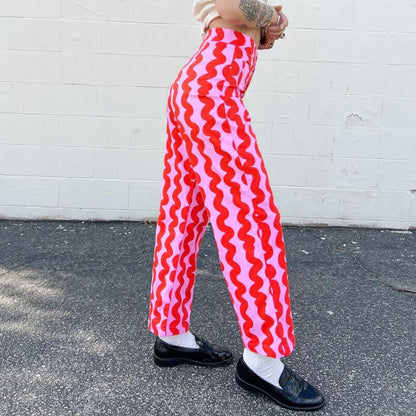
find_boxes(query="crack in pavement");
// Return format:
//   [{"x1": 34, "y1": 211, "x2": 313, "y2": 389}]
[{"x1": 308, "y1": 229, "x2": 416, "y2": 295}]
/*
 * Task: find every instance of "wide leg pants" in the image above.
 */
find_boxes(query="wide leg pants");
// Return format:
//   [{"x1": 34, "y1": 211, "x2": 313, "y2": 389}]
[{"x1": 148, "y1": 28, "x2": 295, "y2": 358}]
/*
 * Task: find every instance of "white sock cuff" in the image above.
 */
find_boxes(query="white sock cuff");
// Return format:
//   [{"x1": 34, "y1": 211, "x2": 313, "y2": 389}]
[
  {"x1": 159, "y1": 331, "x2": 199, "y2": 349},
  {"x1": 243, "y1": 348, "x2": 284, "y2": 388}
]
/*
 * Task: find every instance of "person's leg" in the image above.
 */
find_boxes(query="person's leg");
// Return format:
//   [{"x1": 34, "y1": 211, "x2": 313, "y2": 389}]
[
  {"x1": 175, "y1": 91, "x2": 295, "y2": 360},
  {"x1": 148, "y1": 99, "x2": 233, "y2": 367},
  {"x1": 174, "y1": 92, "x2": 324, "y2": 410},
  {"x1": 174, "y1": 89, "x2": 297, "y2": 384},
  {"x1": 148, "y1": 102, "x2": 209, "y2": 340}
]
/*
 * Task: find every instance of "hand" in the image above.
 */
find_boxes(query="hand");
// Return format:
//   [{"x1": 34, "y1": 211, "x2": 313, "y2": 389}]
[{"x1": 259, "y1": 6, "x2": 289, "y2": 50}]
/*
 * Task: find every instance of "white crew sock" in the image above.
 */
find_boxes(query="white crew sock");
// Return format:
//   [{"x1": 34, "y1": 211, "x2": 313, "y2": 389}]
[
  {"x1": 243, "y1": 348, "x2": 284, "y2": 388},
  {"x1": 159, "y1": 331, "x2": 199, "y2": 349}
]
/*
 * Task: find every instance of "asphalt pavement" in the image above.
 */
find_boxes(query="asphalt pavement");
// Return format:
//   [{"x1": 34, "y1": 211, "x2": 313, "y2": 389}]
[{"x1": 0, "y1": 220, "x2": 415, "y2": 416}]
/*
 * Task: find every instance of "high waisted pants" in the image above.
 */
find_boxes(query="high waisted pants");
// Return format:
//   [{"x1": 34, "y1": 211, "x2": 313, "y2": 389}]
[{"x1": 148, "y1": 28, "x2": 295, "y2": 358}]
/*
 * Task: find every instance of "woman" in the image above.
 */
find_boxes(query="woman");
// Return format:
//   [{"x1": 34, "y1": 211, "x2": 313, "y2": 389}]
[{"x1": 148, "y1": 0, "x2": 325, "y2": 411}]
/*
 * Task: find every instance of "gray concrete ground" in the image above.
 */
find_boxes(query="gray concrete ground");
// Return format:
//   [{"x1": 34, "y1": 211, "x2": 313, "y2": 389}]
[{"x1": 0, "y1": 220, "x2": 415, "y2": 416}]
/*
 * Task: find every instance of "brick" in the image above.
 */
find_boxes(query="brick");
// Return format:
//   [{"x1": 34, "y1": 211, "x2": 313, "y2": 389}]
[
  {"x1": 0, "y1": 175, "x2": 58, "y2": 207},
  {"x1": 250, "y1": 60, "x2": 299, "y2": 93},
  {"x1": 62, "y1": 51, "x2": 93, "y2": 84},
  {"x1": 252, "y1": 122, "x2": 273, "y2": 154},
  {"x1": 93, "y1": 53, "x2": 134, "y2": 86},
  {"x1": 0, "y1": 1, "x2": 60, "y2": 18},
  {"x1": 24, "y1": 146, "x2": 94, "y2": 177},
  {"x1": 377, "y1": 160, "x2": 416, "y2": 191},
  {"x1": 0, "y1": 50, "x2": 60, "y2": 83},
  {"x1": 333, "y1": 127, "x2": 382, "y2": 159},
  {"x1": 354, "y1": 0, "x2": 416, "y2": 33},
  {"x1": 271, "y1": 124, "x2": 340, "y2": 157},
  {"x1": 97, "y1": 22, "x2": 140, "y2": 54},
  {"x1": 305, "y1": 157, "x2": 379, "y2": 189},
  {"x1": 0, "y1": 17, "x2": 23, "y2": 49},
  {"x1": 23, "y1": 18, "x2": 60, "y2": 51},
  {"x1": 60, "y1": 115, "x2": 130, "y2": 148},
  {"x1": 337, "y1": 190, "x2": 410, "y2": 222},
  {"x1": 309, "y1": 95, "x2": 383, "y2": 127},
  {"x1": 273, "y1": 186, "x2": 340, "y2": 221},
  {"x1": 383, "y1": 97, "x2": 416, "y2": 129},
  {"x1": 131, "y1": 56, "x2": 186, "y2": 88},
  {"x1": 130, "y1": 118, "x2": 165, "y2": 150},
  {"x1": 93, "y1": 149, "x2": 163, "y2": 180},
  {"x1": 386, "y1": 33, "x2": 416, "y2": 66},
  {"x1": 116, "y1": 149, "x2": 163, "y2": 181},
  {"x1": 96, "y1": 86, "x2": 166, "y2": 118},
  {"x1": 245, "y1": 92, "x2": 310, "y2": 124},
  {"x1": 111, "y1": 149, "x2": 163, "y2": 180},
  {"x1": 285, "y1": 0, "x2": 354, "y2": 31},
  {"x1": 61, "y1": 20, "x2": 98, "y2": 51},
  {"x1": 384, "y1": 65, "x2": 416, "y2": 97},
  {"x1": 342, "y1": 64, "x2": 386, "y2": 96},
  {"x1": 24, "y1": 84, "x2": 97, "y2": 116},
  {"x1": 380, "y1": 129, "x2": 416, "y2": 160},
  {"x1": 410, "y1": 195, "x2": 416, "y2": 224},
  {"x1": 61, "y1": 0, "x2": 108, "y2": 21},
  {"x1": 61, "y1": 0, "x2": 136, "y2": 22},
  {"x1": 129, "y1": 181, "x2": 161, "y2": 211},
  {"x1": 59, "y1": 178, "x2": 129, "y2": 209},
  {"x1": 22, "y1": 83, "x2": 61, "y2": 113},
  {"x1": 94, "y1": 149, "x2": 120, "y2": 178},
  {"x1": 0, "y1": 206, "x2": 59, "y2": 220},
  {"x1": 100, "y1": 0, "x2": 135, "y2": 22},
  {"x1": 315, "y1": 31, "x2": 387, "y2": 64},
  {"x1": 134, "y1": 0, "x2": 195, "y2": 25},
  {"x1": 138, "y1": 24, "x2": 200, "y2": 57},
  {"x1": 353, "y1": 0, "x2": 393, "y2": 32},
  {"x1": 0, "y1": 205, "x2": 144, "y2": 221},
  {"x1": 0, "y1": 83, "x2": 24, "y2": 113},
  {"x1": 83, "y1": 208, "x2": 149, "y2": 221},
  {"x1": 0, "y1": 145, "x2": 24, "y2": 174},
  {"x1": 0, "y1": 113, "x2": 60, "y2": 145},
  {"x1": 263, "y1": 155, "x2": 308, "y2": 187},
  {"x1": 294, "y1": 62, "x2": 349, "y2": 95},
  {"x1": 263, "y1": 29, "x2": 316, "y2": 62}
]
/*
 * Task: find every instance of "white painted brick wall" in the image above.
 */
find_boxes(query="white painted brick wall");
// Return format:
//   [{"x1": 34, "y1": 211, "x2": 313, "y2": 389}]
[{"x1": 0, "y1": 0, "x2": 415, "y2": 229}]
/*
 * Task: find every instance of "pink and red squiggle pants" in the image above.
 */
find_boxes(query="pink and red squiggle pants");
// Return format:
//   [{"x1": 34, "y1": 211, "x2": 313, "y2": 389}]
[{"x1": 148, "y1": 28, "x2": 295, "y2": 358}]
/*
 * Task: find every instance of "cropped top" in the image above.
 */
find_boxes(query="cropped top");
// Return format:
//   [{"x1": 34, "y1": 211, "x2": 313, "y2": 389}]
[{"x1": 193, "y1": 0, "x2": 268, "y2": 34}]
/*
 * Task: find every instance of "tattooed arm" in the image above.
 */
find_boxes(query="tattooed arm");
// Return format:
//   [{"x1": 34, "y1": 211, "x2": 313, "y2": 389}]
[{"x1": 215, "y1": 0, "x2": 279, "y2": 28}]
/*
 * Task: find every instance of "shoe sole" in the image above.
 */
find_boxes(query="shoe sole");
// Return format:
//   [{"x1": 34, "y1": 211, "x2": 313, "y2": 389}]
[
  {"x1": 235, "y1": 372, "x2": 325, "y2": 412},
  {"x1": 154, "y1": 355, "x2": 233, "y2": 368}
]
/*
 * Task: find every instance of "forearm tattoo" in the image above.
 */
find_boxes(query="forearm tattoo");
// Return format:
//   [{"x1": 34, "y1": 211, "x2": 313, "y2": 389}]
[{"x1": 239, "y1": 0, "x2": 274, "y2": 27}]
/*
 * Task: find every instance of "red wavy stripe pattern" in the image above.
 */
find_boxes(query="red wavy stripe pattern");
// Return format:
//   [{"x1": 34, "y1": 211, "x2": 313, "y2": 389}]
[{"x1": 148, "y1": 28, "x2": 294, "y2": 358}]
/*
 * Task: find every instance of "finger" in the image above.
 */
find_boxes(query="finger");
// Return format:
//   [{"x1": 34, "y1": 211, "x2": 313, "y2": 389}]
[
  {"x1": 276, "y1": 20, "x2": 288, "y2": 32},
  {"x1": 267, "y1": 27, "x2": 283, "y2": 37},
  {"x1": 268, "y1": 20, "x2": 286, "y2": 32},
  {"x1": 267, "y1": 26, "x2": 281, "y2": 33},
  {"x1": 267, "y1": 33, "x2": 281, "y2": 41},
  {"x1": 277, "y1": 14, "x2": 288, "y2": 25},
  {"x1": 268, "y1": 23, "x2": 283, "y2": 32},
  {"x1": 265, "y1": 32, "x2": 281, "y2": 41},
  {"x1": 277, "y1": 13, "x2": 289, "y2": 29}
]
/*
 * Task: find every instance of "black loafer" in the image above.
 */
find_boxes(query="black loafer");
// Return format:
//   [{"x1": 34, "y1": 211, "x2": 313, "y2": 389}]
[
  {"x1": 153, "y1": 335, "x2": 233, "y2": 367},
  {"x1": 236, "y1": 358, "x2": 325, "y2": 412}
]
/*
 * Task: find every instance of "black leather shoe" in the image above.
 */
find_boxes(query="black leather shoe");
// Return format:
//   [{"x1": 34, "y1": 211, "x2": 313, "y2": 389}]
[
  {"x1": 153, "y1": 335, "x2": 233, "y2": 367},
  {"x1": 236, "y1": 358, "x2": 325, "y2": 412}
]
